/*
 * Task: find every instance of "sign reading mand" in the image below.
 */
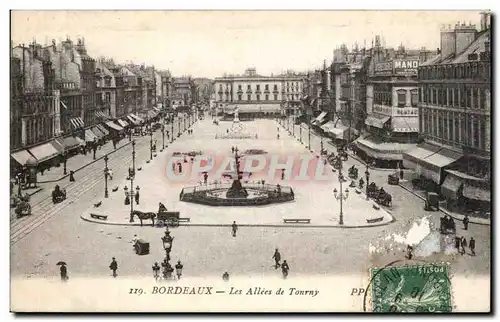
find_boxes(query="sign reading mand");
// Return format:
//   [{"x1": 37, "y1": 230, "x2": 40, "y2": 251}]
[{"x1": 371, "y1": 264, "x2": 452, "y2": 313}]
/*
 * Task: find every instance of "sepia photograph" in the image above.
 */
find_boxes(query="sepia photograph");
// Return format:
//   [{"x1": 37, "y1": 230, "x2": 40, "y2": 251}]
[{"x1": 8, "y1": 9, "x2": 492, "y2": 313}]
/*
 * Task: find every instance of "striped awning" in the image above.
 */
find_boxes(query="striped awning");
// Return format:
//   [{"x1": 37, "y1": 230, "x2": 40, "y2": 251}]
[
  {"x1": 365, "y1": 114, "x2": 391, "y2": 129},
  {"x1": 127, "y1": 115, "x2": 140, "y2": 125},
  {"x1": 147, "y1": 110, "x2": 158, "y2": 118},
  {"x1": 96, "y1": 124, "x2": 109, "y2": 136},
  {"x1": 153, "y1": 106, "x2": 161, "y2": 112},
  {"x1": 130, "y1": 113, "x2": 144, "y2": 122},
  {"x1": 70, "y1": 117, "x2": 85, "y2": 129},
  {"x1": 95, "y1": 111, "x2": 109, "y2": 119},
  {"x1": 117, "y1": 119, "x2": 129, "y2": 127},
  {"x1": 105, "y1": 121, "x2": 124, "y2": 131},
  {"x1": 91, "y1": 127, "x2": 105, "y2": 139},
  {"x1": 85, "y1": 129, "x2": 98, "y2": 142}
]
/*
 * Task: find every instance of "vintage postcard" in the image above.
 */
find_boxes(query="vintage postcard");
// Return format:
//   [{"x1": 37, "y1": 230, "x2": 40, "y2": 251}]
[{"x1": 9, "y1": 10, "x2": 491, "y2": 312}]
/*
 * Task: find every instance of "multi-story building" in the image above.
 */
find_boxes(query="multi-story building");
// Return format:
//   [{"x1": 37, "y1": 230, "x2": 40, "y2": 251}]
[
  {"x1": 403, "y1": 13, "x2": 491, "y2": 213},
  {"x1": 214, "y1": 68, "x2": 304, "y2": 119},
  {"x1": 157, "y1": 71, "x2": 172, "y2": 107},
  {"x1": 73, "y1": 38, "x2": 98, "y2": 127},
  {"x1": 193, "y1": 78, "x2": 213, "y2": 106},
  {"x1": 10, "y1": 57, "x2": 23, "y2": 150},
  {"x1": 355, "y1": 39, "x2": 437, "y2": 167},
  {"x1": 172, "y1": 77, "x2": 195, "y2": 107},
  {"x1": 95, "y1": 60, "x2": 116, "y2": 118},
  {"x1": 45, "y1": 38, "x2": 84, "y2": 136},
  {"x1": 11, "y1": 42, "x2": 56, "y2": 148}
]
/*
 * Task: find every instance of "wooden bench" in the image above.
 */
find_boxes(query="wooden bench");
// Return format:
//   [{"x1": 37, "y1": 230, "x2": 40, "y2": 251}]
[
  {"x1": 90, "y1": 213, "x2": 108, "y2": 220},
  {"x1": 283, "y1": 218, "x2": 311, "y2": 224},
  {"x1": 366, "y1": 217, "x2": 384, "y2": 224}
]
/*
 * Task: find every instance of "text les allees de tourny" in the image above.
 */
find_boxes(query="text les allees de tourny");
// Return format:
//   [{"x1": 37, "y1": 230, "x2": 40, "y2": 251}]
[{"x1": 131, "y1": 286, "x2": 320, "y2": 297}]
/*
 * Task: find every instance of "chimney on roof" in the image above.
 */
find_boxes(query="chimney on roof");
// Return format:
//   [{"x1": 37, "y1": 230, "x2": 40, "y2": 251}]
[{"x1": 480, "y1": 11, "x2": 491, "y2": 31}]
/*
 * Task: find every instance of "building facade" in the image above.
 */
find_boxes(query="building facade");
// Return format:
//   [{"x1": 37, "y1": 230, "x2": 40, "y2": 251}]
[
  {"x1": 403, "y1": 14, "x2": 491, "y2": 213},
  {"x1": 73, "y1": 39, "x2": 98, "y2": 128},
  {"x1": 10, "y1": 57, "x2": 23, "y2": 150},
  {"x1": 214, "y1": 68, "x2": 304, "y2": 116}
]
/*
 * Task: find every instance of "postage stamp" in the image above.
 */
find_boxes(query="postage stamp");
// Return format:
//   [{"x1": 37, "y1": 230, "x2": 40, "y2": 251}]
[{"x1": 371, "y1": 264, "x2": 452, "y2": 313}]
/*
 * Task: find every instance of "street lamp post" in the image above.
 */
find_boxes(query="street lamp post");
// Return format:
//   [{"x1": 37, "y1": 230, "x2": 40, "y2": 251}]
[
  {"x1": 125, "y1": 168, "x2": 139, "y2": 223},
  {"x1": 365, "y1": 164, "x2": 370, "y2": 200},
  {"x1": 162, "y1": 230, "x2": 174, "y2": 261},
  {"x1": 333, "y1": 156, "x2": 349, "y2": 225},
  {"x1": 308, "y1": 124, "x2": 311, "y2": 150},
  {"x1": 161, "y1": 125, "x2": 165, "y2": 150},
  {"x1": 149, "y1": 130, "x2": 153, "y2": 161},
  {"x1": 171, "y1": 116, "x2": 174, "y2": 143},
  {"x1": 178, "y1": 117, "x2": 181, "y2": 137},
  {"x1": 63, "y1": 151, "x2": 67, "y2": 175},
  {"x1": 104, "y1": 155, "x2": 109, "y2": 198},
  {"x1": 292, "y1": 114, "x2": 295, "y2": 137},
  {"x1": 184, "y1": 116, "x2": 187, "y2": 132},
  {"x1": 299, "y1": 124, "x2": 302, "y2": 143},
  {"x1": 132, "y1": 140, "x2": 136, "y2": 172}
]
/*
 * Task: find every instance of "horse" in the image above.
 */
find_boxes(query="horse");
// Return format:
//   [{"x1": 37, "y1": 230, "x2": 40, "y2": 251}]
[
  {"x1": 378, "y1": 193, "x2": 392, "y2": 207},
  {"x1": 132, "y1": 210, "x2": 156, "y2": 227}
]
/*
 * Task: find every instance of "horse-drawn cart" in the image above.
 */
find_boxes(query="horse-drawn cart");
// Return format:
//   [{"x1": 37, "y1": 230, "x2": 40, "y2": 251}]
[
  {"x1": 157, "y1": 211, "x2": 181, "y2": 227},
  {"x1": 387, "y1": 172, "x2": 399, "y2": 185}
]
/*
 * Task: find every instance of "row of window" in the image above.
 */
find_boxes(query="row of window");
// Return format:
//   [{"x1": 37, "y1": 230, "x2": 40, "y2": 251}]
[
  {"x1": 420, "y1": 85, "x2": 488, "y2": 110},
  {"x1": 24, "y1": 115, "x2": 54, "y2": 146},
  {"x1": 373, "y1": 90, "x2": 418, "y2": 107},
  {"x1": 219, "y1": 83, "x2": 302, "y2": 92},
  {"x1": 421, "y1": 109, "x2": 488, "y2": 151},
  {"x1": 419, "y1": 62, "x2": 490, "y2": 80}
]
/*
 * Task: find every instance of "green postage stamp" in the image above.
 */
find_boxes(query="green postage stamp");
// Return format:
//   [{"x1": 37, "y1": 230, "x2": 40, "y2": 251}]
[{"x1": 371, "y1": 264, "x2": 452, "y2": 313}]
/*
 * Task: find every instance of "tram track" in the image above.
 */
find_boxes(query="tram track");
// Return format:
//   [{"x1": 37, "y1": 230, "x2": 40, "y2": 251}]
[{"x1": 10, "y1": 120, "x2": 186, "y2": 245}]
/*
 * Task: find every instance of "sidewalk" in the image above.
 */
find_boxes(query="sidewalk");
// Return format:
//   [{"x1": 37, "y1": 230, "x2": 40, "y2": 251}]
[{"x1": 398, "y1": 181, "x2": 490, "y2": 226}]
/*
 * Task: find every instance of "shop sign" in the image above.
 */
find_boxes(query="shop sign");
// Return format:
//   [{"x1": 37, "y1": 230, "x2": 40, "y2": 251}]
[{"x1": 393, "y1": 60, "x2": 419, "y2": 76}]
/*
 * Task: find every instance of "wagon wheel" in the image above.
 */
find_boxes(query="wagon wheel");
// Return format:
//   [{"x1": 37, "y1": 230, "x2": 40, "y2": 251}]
[
  {"x1": 156, "y1": 219, "x2": 165, "y2": 228},
  {"x1": 168, "y1": 217, "x2": 179, "y2": 227}
]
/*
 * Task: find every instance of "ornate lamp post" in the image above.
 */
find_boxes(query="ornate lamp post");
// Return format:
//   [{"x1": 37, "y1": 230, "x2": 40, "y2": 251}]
[
  {"x1": 161, "y1": 230, "x2": 174, "y2": 261},
  {"x1": 132, "y1": 140, "x2": 136, "y2": 172},
  {"x1": 161, "y1": 124, "x2": 165, "y2": 150},
  {"x1": 149, "y1": 130, "x2": 153, "y2": 161},
  {"x1": 184, "y1": 116, "x2": 187, "y2": 132},
  {"x1": 104, "y1": 155, "x2": 109, "y2": 198},
  {"x1": 171, "y1": 116, "x2": 174, "y2": 143},
  {"x1": 308, "y1": 123, "x2": 311, "y2": 150},
  {"x1": 333, "y1": 155, "x2": 349, "y2": 225},
  {"x1": 299, "y1": 124, "x2": 302, "y2": 143},
  {"x1": 178, "y1": 117, "x2": 181, "y2": 137},
  {"x1": 292, "y1": 114, "x2": 295, "y2": 137},
  {"x1": 365, "y1": 164, "x2": 371, "y2": 200},
  {"x1": 320, "y1": 136, "x2": 324, "y2": 154},
  {"x1": 62, "y1": 151, "x2": 68, "y2": 175}
]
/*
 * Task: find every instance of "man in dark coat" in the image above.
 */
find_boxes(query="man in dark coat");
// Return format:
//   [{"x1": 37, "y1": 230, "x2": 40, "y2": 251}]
[
  {"x1": 222, "y1": 271, "x2": 229, "y2": 281},
  {"x1": 455, "y1": 236, "x2": 461, "y2": 250},
  {"x1": 231, "y1": 221, "x2": 238, "y2": 237},
  {"x1": 463, "y1": 215, "x2": 469, "y2": 230},
  {"x1": 460, "y1": 237, "x2": 467, "y2": 255},
  {"x1": 135, "y1": 190, "x2": 140, "y2": 205},
  {"x1": 469, "y1": 237, "x2": 476, "y2": 256},
  {"x1": 281, "y1": 260, "x2": 290, "y2": 279},
  {"x1": 60, "y1": 264, "x2": 68, "y2": 282},
  {"x1": 109, "y1": 257, "x2": 118, "y2": 277},
  {"x1": 272, "y1": 249, "x2": 281, "y2": 269}
]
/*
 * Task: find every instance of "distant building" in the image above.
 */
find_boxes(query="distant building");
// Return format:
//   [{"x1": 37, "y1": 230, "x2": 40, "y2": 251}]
[
  {"x1": 403, "y1": 13, "x2": 491, "y2": 213},
  {"x1": 214, "y1": 68, "x2": 304, "y2": 119}
]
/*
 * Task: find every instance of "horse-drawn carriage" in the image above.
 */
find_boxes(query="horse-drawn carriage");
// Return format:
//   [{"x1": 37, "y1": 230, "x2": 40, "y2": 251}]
[
  {"x1": 13, "y1": 194, "x2": 31, "y2": 218},
  {"x1": 348, "y1": 166, "x2": 358, "y2": 180},
  {"x1": 131, "y1": 208, "x2": 181, "y2": 227},
  {"x1": 52, "y1": 185, "x2": 67, "y2": 204},
  {"x1": 440, "y1": 215, "x2": 456, "y2": 235},
  {"x1": 424, "y1": 192, "x2": 440, "y2": 211},
  {"x1": 366, "y1": 182, "x2": 392, "y2": 207},
  {"x1": 387, "y1": 172, "x2": 399, "y2": 185}
]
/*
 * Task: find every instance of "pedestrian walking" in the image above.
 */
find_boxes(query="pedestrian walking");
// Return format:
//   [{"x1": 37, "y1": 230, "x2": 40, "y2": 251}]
[
  {"x1": 222, "y1": 271, "x2": 230, "y2": 281},
  {"x1": 406, "y1": 245, "x2": 413, "y2": 260},
  {"x1": 454, "y1": 236, "x2": 461, "y2": 250},
  {"x1": 460, "y1": 236, "x2": 467, "y2": 255},
  {"x1": 178, "y1": 163, "x2": 183, "y2": 173},
  {"x1": 277, "y1": 133, "x2": 280, "y2": 139},
  {"x1": 59, "y1": 263, "x2": 68, "y2": 282},
  {"x1": 272, "y1": 249, "x2": 281, "y2": 269},
  {"x1": 281, "y1": 169, "x2": 285, "y2": 180},
  {"x1": 109, "y1": 257, "x2": 118, "y2": 277},
  {"x1": 463, "y1": 215, "x2": 469, "y2": 230},
  {"x1": 281, "y1": 260, "x2": 290, "y2": 279},
  {"x1": 135, "y1": 189, "x2": 140, "y2": 205},
  {"x1": 152, "y1": 262, "x2": 160, "y2": 279},
  {"x1": 469, "y1": 237, "x2": 476, "y2": 256},
  {"x1": 175, "y1": 260, "x2": 184, "y2": 279},
  {"x1": 231, "y1": 221, "x2": 238, "y2": 237}
]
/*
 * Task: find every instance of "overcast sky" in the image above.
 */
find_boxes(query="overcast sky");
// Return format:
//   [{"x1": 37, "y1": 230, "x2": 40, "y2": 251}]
[{"x1": 11, "y1": 11, "x2": 483, "y2": 78}]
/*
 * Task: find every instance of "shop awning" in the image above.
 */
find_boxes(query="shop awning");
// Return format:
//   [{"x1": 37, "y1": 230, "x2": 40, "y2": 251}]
[
  {"x1": 130, "y1": 113, "x2": 144, "y2": 122},
  {"x1": 314, "y1": 111, "x2": 327, "y2": 123},
  {"x1": 147, "y1": 110, "x2": 158, "y2": 118},
  {"x1": 96, "y1": 124, "x2": 109, "y2": 136},
  {"x1": 60, "y1": 136, "x2": 82, "y2": 151},
  {"x1": 91, "y1": 127, "x2": 105, "y2": 139},
  {"x1": 441, "y1": 173, "x2": 464, "y2": 200},
  {"x1": 75, "y1": 137, "x2": 85, "y2": 146},
  {"x1": 365, "y1": 114, "x2": 391, "y2": 129},
  {"x1": 463, "y1": 182, "x2": 491, "y2": 202},
  {"x1": 321, "y1": 121, "x2": 335, "y2": 132},
  {"x1": 11, "y1": 150, "x2": 36, "y2": 165},
  {"x1": 28, "y1": 142, "x2": 60, "y2": 163},
  {"x1": 70, "y1": 117, "x2": 85, "y2": 129},
  {"x1": 105, "y1": 121, "x2": 124, "y2": 131},
  {"x1": 95, "y1": 111, "x2": 107, "y2": 119},
  {"x1": 117, "y1": 119, "x2": 129, "y2": 128},
  {"x1": 51, "y1": 139, "x2": 65, "y2": 154},
  {"x1": 404, "y1": 146, "x2": 462, "y2": 184},
  {"x1": 85, "y1": 129, "x2": 98, "y2": 142},
  {"x1": 402, "y1": 143, "x2": 441, "y2": 170},
  {"x1": 354, "y1": 138, "x2": 404, "y2": 161},
  {"x1": 127, "y1": 115, "x2": 140, "y2": 125},
  {"x1": 392, "y1": 117, "x2": 419, "y2": 133},
  {"x1": 153, "y1": 106, "x2": 161, "y2": 112}
]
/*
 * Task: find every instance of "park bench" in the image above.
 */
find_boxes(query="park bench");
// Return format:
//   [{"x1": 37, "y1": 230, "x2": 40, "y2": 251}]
[
  {"x1": 178, "y1": 217, "x2": 191, "y2": 223},
  {"x1": 366, "y1": 217, "x2": 384, "y2": 224},
  {"x1": 283, "y1": 218, "x2": 311, "y2": 224},
  {"x1": 90, "y1": 213, "x2": 108, "y2": 220}
]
